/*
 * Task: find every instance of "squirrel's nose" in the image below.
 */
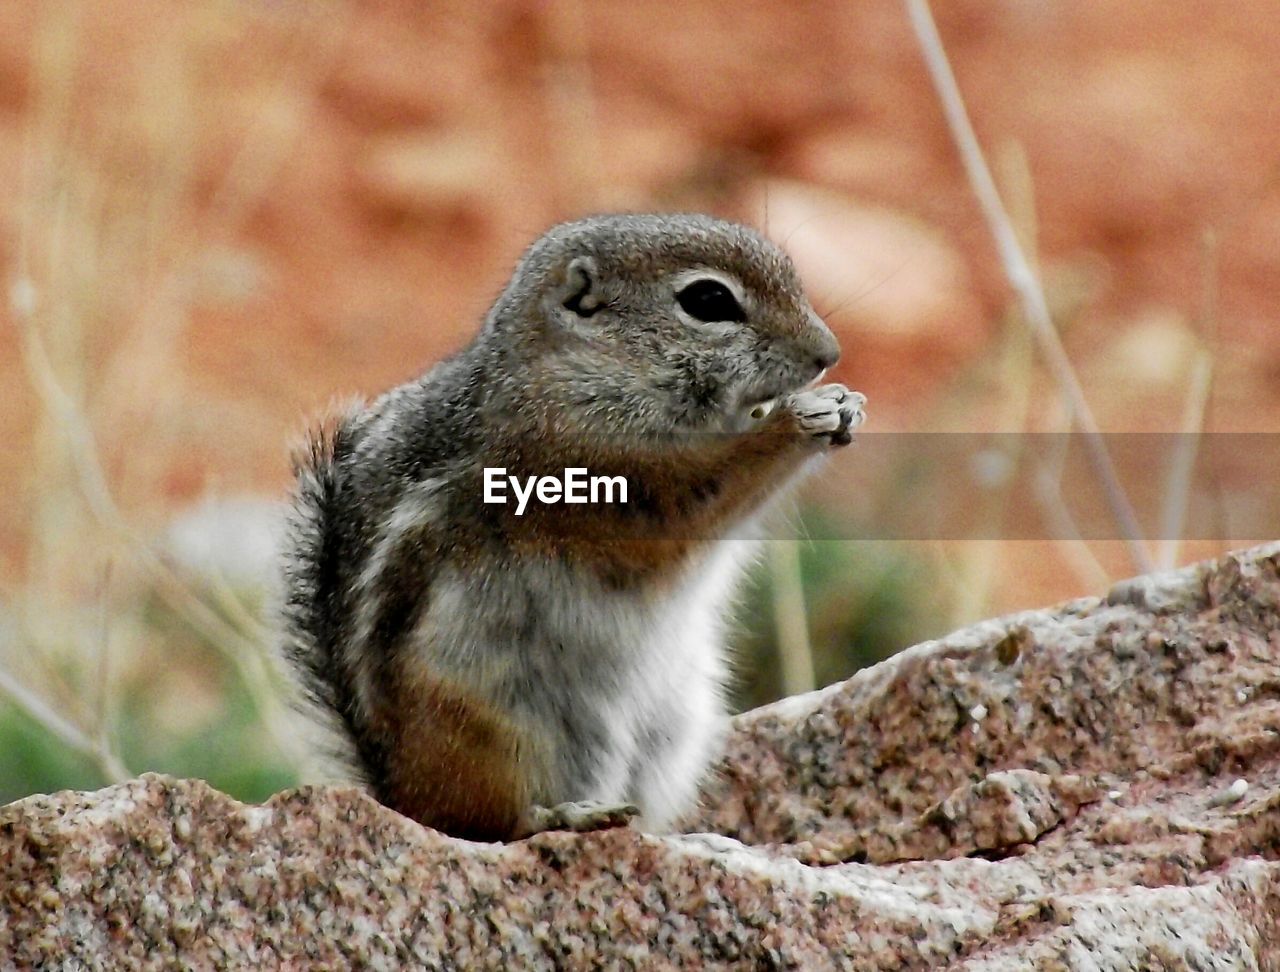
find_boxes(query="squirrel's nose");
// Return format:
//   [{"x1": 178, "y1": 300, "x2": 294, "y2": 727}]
[{"x1": 807, "y1": 312, "x2": 841, "y2": 371}]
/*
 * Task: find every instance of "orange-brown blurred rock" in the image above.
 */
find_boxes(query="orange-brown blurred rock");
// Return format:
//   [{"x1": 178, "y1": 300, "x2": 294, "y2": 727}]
[
  {"x1": 752, "y1": 180, "x2": 988, "y2": 416},
  {"x1": 357, "y1": 128, "x2": 502, "y2": 219},
  {"x1": 758, "y1": 180, "x2": 982, "y2": 344},
  {"x1": 4, "y1": 0, "x2": 1280, "y2": 626}
]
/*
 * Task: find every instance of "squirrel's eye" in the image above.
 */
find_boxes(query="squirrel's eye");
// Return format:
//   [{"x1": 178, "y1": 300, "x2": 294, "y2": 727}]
[{"x1": 676, "y1": 279, "x2": 746, "y2": 324}]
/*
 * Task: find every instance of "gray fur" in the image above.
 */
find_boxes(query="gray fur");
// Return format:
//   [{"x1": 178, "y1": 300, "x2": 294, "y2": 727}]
[{"x1": 279, "y1": 213, "x2": 861, "y2": 835}]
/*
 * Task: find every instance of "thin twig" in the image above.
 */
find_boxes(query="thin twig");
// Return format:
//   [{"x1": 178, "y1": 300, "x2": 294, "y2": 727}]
[
  {"x1": 0, "y1": 666, "x2": 131, "y2": 784},
  {"x1": 1033, "y1": 468, "x2": 1111, "y2": 592},
  {"x1": 1157, "y1": 350, "x2": 1213, "y2": 569},
  {"x1": 1033, "y1": 399, "x2": 1110, "y2": 588},
  {"x1": 92, "y1": 560, "x2": 120, "y2": 769},
  {"x1": 93, "y1": 6, "x2": 351, "y2": 431},
  {"x1": 1158, "y1": 230, "x2": 1219, "y2": 568},
  {"x1": 904, "y1": 0, "x2": 1153, "y2": 575},
  {"x1": 950, "y1": 142, "x2": 1036, "y2": 624},
  {"x1": 542, "y1": 0, "x2": 602, "y2": 211},
  {"x1": 12, "y1": 285, "x2": 301, "y2": 766},
  {"x1": 15, "y1": 306, "x2": 264, "y2": 658},
  {"x1": 6, "y1": 2, "x2": 343, "y2": 787}
]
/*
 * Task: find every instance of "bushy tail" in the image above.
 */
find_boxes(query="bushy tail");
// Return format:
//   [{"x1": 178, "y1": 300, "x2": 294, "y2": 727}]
[{"x1": 279, "y1": 409, "x2": 385, "y2": 783}]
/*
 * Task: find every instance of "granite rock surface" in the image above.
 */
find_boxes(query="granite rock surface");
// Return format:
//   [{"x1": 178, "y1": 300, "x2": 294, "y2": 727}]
[{"x1": 4, "y1": 543, "x2": 1280, "y2": 969}]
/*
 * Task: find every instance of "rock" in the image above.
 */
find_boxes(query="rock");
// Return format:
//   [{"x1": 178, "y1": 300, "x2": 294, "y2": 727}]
[
  {"x1": 357, "y1": 128, "x2": 500, "y2": 218},
  {"x1": 5, "y1": 542, "x2": 1280, "y2": 967},
  {"x1": 750, "y1": 180, "x2": 983, "y2": 347}
]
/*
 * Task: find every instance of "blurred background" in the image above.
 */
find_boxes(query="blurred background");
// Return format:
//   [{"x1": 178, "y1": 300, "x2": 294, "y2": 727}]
[{"x1": 2, "y1": 0, "x2": 1278, "y2": 806}]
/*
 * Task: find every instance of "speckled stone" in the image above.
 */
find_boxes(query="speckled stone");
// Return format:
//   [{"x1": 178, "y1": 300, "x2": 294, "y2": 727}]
[{"x1": 4, "y1": 543, "x2": 1280, "y2": 969}]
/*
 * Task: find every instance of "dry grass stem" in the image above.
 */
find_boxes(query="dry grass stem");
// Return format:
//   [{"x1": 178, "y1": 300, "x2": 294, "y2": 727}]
[
  {"x1": 92, "y1": 562, "x2": 116, "y2": 763},
  {"x1": 0, "y1": 665, "x2": 130, "y2": 784},
  {"x1": 1158, "y1": 230, "x2": 1219, "y2": 569},
  {"x1": 543, "y1": 0, "x2": 602, "y2": 210},
  {"x1": 1157, "y1": 350, "x2": 1214, "y2": 570},
  {"x1": 948, "y1": 143, "x2": 1036, "y2": 625},
  {"x1": 1033, "y1": 468, "x2": 1110, "y2": 592},
  {"x1": 12, "y1": 285, "x2": 304, "y2": 769},
  {"x1": 7, "y1": 2, "x2": 341, "y2": 774},
  {"x1": 769, "y1": 542, "x2": 816, "y2": 696},
  {"x1": 904, "y1": 0, "x2": 1153, "y2": 575}
]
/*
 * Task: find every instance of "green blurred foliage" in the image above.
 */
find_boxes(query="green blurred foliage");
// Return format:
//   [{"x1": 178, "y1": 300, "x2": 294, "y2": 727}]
[
  {"x1": 732, "y1": 532, "x2": 933, "y2": 712},
  {"x1": 0, "y1": 585, "x2": 300, "y2": 807},
  {"x1": 0, "y1": 706, "x2": 91, "y2": 805},
  {"x1": 0, "y1": 677, "x2": 299, "y2": 807}
]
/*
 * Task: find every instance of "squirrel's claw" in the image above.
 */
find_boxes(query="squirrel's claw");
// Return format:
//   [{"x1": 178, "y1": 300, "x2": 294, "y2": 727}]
[
  {"x1": 516, "y1": 799, "x2": 640, "y2": 838},
  {"x1": 791, "y1": 384, "x2": 866, "y2": 445}
]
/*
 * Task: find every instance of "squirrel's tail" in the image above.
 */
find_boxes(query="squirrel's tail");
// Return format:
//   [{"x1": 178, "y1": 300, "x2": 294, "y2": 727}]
[{"x1": 279, "y1": 409, "x2": 386, "y2": 784}]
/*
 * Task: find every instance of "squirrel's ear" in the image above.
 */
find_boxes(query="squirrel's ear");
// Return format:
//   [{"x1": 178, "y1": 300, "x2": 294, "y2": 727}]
[{"x1": 557, "y1": 256, "x2": 604, "y2": 319}]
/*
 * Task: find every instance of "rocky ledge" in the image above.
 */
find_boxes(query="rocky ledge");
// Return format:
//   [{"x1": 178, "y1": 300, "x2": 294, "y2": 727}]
[{"x1": 4, "y1": 543, "x2": 1280, "y2": 969}]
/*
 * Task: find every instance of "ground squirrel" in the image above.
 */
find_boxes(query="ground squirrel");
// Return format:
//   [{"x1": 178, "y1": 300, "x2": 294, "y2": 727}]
[{"x1": 280, "y1": 213, "x2": 865, "y2": 841}]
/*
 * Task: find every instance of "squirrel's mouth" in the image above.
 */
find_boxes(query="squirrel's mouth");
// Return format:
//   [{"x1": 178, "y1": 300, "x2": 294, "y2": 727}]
[{"x1": 738, "y1": 368, "x2": 828, "y2": 420}]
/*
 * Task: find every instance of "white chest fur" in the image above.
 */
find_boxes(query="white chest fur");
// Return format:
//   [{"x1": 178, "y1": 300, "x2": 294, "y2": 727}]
[{"x1": 409, "y1": 536, "x2": 759, "y2": 829}]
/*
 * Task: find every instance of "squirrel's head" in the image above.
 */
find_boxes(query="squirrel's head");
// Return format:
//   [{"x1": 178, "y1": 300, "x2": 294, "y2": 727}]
[{"x1": 483, "y1": 213, "x2": 840, "y2": 432}]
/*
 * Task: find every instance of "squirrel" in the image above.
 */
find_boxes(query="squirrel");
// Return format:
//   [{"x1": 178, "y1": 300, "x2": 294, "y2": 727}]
[{"x1": 279, "y1": 213, "x2": 866, "y2": 842}]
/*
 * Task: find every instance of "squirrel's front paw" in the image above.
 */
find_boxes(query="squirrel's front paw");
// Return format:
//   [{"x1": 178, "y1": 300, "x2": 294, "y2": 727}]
[
  {"x1": 790, "y1": 384, "x2": 866, "y2": 446},
  {"x1": 516, "y1": 799, "x2": 640, "y2": 838}
]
